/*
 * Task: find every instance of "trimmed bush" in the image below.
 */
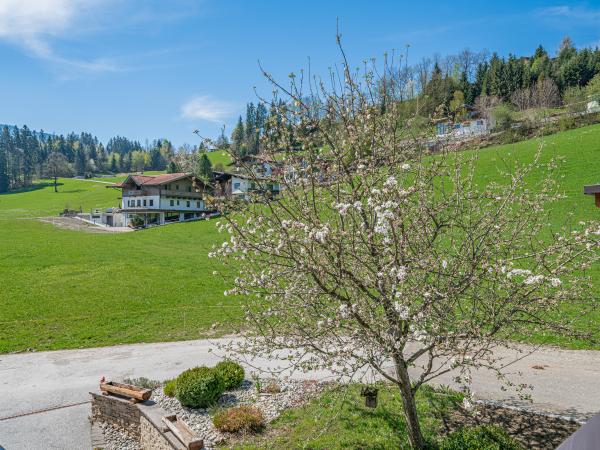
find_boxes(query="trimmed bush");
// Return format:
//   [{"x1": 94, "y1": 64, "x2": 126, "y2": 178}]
[
  {"x1": 214, "y1": 360, "x2": 245, "y2": 390},
  {"x1": 213, "y1": 406, "x2": 265, "y2": 433},
  {"x1": 440, "y1": 425, "x2": 522, "y2": 450},
  {"x1": 175, "y1": 366, "x2": 224, "y2": 408},
  {"x1": 163, "y1": 379, "x2": 177, "y2": 397}
]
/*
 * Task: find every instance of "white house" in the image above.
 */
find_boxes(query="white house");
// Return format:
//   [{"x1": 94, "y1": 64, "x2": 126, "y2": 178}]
[
  {"x1": 107, "y1": 173, "x2": 211, "y2": 227},
  {"x1": 436, "y1": 118, "x2": 489, "y2": 138}
]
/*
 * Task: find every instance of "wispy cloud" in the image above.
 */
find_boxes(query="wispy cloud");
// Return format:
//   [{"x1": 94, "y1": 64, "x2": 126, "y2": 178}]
[
  {"x1": 536, "y1": 5, "x2": 600, "y2": 22},
  {"x1": 181, "y1": 96, "x2": 237, "y2": 123},
  {"x1": 0, "y1": 0, "x2": 118, "y2": 73}
]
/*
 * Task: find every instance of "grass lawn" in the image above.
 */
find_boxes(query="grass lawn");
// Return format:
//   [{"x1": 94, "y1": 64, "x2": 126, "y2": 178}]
[
  {"x1": 1, "y1": 124, "x2": 600, "y2": 353},
  {"x1": 0, "y1": 178, "x2": 241, "y2": 353},
  {"x1": 208, "y1": 150, "x2": 233, "y2": 167},
  {"x1": 223, "y1": 384, "x2": 463, "y2": 449}
]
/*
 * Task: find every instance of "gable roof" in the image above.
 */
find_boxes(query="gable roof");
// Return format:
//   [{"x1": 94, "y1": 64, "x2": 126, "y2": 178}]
[{"x1": 110, "y1": 173, "x2": 192, "y2": 188}]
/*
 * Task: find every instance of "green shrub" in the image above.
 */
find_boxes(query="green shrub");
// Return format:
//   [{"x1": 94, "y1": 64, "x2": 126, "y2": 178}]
[
  {"x1": 214, "y1": 360, "x2": 245, "y2": 390},
  {"x1": 213, "y1": 406, "x2": 265, "y2": 433},
  {"x1": 163, "y1": 379, "x2": 177, "y2": 397},
  {"x1": 492, "y1": 104, "x2": 515, "y2": 131},
  {"x1": 440, "y1": 425, "x2": 522, "y2": 450},
  {"x1": 559, "y1": 116, "x2": 576, "y2": 131},
  {"x1": 175, "y1": 366, "x2": 224, "y2": 408},
  {"x1": 122, "y1": 377, "x2": 161, "y2": 389}
]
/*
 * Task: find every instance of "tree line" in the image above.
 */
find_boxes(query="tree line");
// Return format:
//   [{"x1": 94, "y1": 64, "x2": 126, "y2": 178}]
[
  {"x1": 414, "y1": 37, "x2": 600, "y2": 119},
  {"x1": 0, "y1": 125, "x2": 176, "y2": 193}
]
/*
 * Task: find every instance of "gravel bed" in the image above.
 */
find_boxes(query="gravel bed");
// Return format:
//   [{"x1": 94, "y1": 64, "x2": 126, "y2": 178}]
[
  {"x1": 97, "y1": 421, "x2": 140, "y2": 450},
  {"x1": 151, "y1": 378, "x2": 328, "y2": 448}
]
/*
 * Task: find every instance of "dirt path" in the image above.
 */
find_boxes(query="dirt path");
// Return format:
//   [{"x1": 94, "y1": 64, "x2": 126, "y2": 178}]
[{"x1": 38, "y1": 216, "x2": 133, "y2": 233}]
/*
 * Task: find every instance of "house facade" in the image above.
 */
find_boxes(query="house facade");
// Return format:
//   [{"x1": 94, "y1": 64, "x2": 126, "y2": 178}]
[
  {"x1": 109, "y1": 173, "x2": 211, "y2": 226},
  {"x1": 212, "y1": 171, "x2": 280, "y2": 200}
]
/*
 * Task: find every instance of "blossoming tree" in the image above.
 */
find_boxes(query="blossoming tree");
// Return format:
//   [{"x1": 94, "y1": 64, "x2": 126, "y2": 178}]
[{"x1": 211, "y1": 43, "x2": 600, "y2": 448}]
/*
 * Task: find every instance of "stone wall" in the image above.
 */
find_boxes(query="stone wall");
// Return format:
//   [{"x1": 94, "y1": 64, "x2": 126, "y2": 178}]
[
  {"x1": 91, "y1": 392, "x2": 141, "y2": 438},
  {"x1": 140, "y1": 415, "x2": 184, "y2": 450},
  {"x1": 90, "y1": 392, "x2": 188, "y2": 450}
]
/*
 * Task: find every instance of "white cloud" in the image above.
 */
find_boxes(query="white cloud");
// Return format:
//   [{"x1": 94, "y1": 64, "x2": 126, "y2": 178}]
[
  {"x1": 537, "y1": 5, "x2": 600, "y2": 21},
  {"x1": 181, "y1": 96, "x2": 237, "y2": 123},
  {"x1": 0, "y1": 0, "x2": 117, "y2": 73}
]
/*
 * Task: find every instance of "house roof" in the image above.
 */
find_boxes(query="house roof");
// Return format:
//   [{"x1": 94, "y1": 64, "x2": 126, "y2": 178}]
[{"x1": 110, "y1": 173, "x2": 192, "y2": 188}]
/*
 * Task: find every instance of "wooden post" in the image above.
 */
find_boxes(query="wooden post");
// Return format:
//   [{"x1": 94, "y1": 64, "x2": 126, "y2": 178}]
[
  {"x1": 162, "y1": 415, "x2": 203, "y2": 450},
  {"x1": 596, "y1": 193, "x2": 600, "y2": 208}
]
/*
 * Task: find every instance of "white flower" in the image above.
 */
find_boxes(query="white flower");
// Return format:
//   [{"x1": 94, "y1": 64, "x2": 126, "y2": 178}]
[
  {"x1": 335, "y1": 203, "x2": 352, "y2": 216},
  {"x1": 384, "y1": 176, "x2": 397, "y2": 188},
  {"x1": 549, "y1": 277, "x2": 562, "y2": 287},
  {"x1": 401, "y1": 163, "x2": 411, "y2": 171},
  {"x1": 441, "y1": 260, "x2": 448, "y2": 269},
  {"x1": 523, "y1": 275, "x2": 544, "y2": 285},
  {"x1": 313, "y1": 226, "x2": 329, "y2": 243},
  {"x1": 507, "y1": 268, "x2": 532, "y2": 278},
  {"x1": 462, "y1": 398, "x2": 473, "y2": 410},
  {"x1": 393, "y1": 302, "x2": 409, "y2": 320}
]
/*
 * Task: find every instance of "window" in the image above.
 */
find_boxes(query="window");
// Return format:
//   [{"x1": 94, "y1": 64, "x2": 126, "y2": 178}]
[
  {"x1": 175, "y1": 184, "x2": 179, "y2": 190},
  {"x1": 186, "y1": 201, "x2": 190, "y2": 207},
  {"x1": 188, "y1": 186, "x2": 191, "y2": 192},
  {"x1": 170, "y1": 199, "x2": 174, "y2": 206},
  {"x1": 177, "y1": 200, "x2": 180, "y2": 206},
  {"x1": 196, "y1": 201, "x2": 201, "y2": 208},
  {"x1": 143, "y1": 199, "x2": 147, "y2": 207},
  {"x1": 149, "y1": 199, "x2": 154, "y2": 207},
  {"x1": 137, "y1": 199, "x2": 141, "y2": 207},
  {"x1": 233, "y1": 182, "x2": 240, "y2": 190}
]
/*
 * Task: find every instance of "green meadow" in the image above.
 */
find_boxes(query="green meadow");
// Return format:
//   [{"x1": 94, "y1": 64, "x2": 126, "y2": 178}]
[
  {"x1": 1, "y1": 124, "x2": 600, "y2": 353},
  {"x1": 0, "y1": 178, "x2": 240, "y2": 353}
]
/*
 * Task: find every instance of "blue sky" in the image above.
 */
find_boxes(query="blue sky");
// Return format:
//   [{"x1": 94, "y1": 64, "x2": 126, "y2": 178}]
[{"x1": 1, "y1": 0, "x2": 600, "y2": 147}]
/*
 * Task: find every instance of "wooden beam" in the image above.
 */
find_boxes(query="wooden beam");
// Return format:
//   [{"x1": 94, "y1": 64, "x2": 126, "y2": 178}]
[
  {"x1": 162, "y1": 415, "x2": 203, "y2": 450},
  {"x1": 99, "y1": 381, "x2": 152, "y2": 401}
]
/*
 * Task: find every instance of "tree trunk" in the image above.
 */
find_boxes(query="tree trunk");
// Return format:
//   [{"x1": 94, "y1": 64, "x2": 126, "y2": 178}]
[
  {"x1": 394, "y1": 357, "x2": 425, "y2": 449},
  {"x1": 54, "y1": 176, "x2": 58, "y2": 192}
]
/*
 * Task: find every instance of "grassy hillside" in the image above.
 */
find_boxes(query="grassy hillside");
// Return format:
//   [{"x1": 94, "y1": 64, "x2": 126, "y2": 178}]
[
  {"x1": 207, "y1": 150, "x2": 233, "y2": 167},
  {"x1": 1, "y1": 124, "x2": 600, "y2": 353}
]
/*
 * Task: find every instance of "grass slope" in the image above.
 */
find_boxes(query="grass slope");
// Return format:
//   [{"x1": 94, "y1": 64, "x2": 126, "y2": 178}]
[
  {"x1": 1, "y1": 124, "x2": 600, "y2": 353},
  {"x1": 225, "y1": 384, "x2": 463, "y2": 449}
]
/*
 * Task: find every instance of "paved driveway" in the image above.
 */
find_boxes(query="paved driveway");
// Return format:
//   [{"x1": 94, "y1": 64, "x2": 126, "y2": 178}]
[{"x1": 1, "y1": 338, "x2": 600, "y2": 449}]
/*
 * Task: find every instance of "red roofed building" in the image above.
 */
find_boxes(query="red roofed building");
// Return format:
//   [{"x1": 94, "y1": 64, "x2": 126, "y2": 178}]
[{"x1": 106, "y1": 172, "x2": 212, "y2": 227}]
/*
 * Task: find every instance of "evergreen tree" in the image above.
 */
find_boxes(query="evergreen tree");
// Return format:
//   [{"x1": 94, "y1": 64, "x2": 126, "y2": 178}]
[
  {"x1": 0, "y1": 127, "x2": 10, "y2": 192},
  {"x1": 110, "y1": 155, "x2": 118, "y2": 173},
  {"x1": 195, "y1": 153, "x2": 212, "y2": 180},
  {"x1": 231, "y1": 116, "x2": 246, "y2": 157},
  {"x1": 167, "y1": 160, "x2": 178, "y2": 174},
  {"x1": 74, "y1": 146, "x2": 87, "y2": 176}
]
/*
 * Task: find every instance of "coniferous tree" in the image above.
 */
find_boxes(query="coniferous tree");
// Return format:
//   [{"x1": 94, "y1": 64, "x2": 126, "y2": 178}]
[
  {"x1": 167, "y1": 160, "x2": 178, "y2": 174},
  {"x1": 195, "y1": 153, "x2": 212, "y2": 180},
  {"x1": 231, "y1": 116, "x2": 246, "y2": 157},
  {"x1": 0, "y1": 127, "x2": 10, "y2": 192}
]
